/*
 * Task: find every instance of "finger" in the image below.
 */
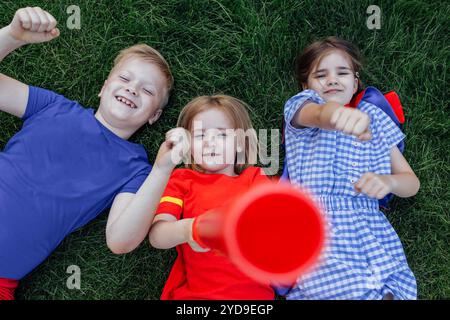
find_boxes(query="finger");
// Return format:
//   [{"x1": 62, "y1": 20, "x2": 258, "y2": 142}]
[
  {"x1": 50, "y1": 27, "x2": 60, "y2": 38},
  {"x1": 18, "y1": 8, "x2": 32, "y2": 30},
  {"x1": 34, "y1": 7, "x2": 50, "y2": 33},
  {"x1": 330, "y1": 108, "x2": 343, "y2": 125},
  {"x1": 44, "y1": 11, "x2": 57, "y2": 32},
  {"x1": 25, "y1": 7, "x2": 40, "y2": 32},
  {"x1": 354, "y1": 172, "x2": 371, "y2": 190},
  {"x1": 343, "y1": 114, "x2": 358, "y2": 135},
  {"x1": 353, "y1": 114, "x2": 370, "y2": 136},
  {"x1": 358, "y1": 130, "x2": 372, "y2": 141},
  {"x1": 366, "y1": 181, "x2": 381, "y2": 198},
  {"x1": 361, "y1": 178, "x2": 378, "y2": 196},
  {"x1": 335, "y1": 109, "x2": 351, "y2": 131}
]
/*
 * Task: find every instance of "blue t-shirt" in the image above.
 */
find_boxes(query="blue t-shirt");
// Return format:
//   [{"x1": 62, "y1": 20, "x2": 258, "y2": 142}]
[{"x1": 0, "y1": 86, "x2": 152, "y2": 279}]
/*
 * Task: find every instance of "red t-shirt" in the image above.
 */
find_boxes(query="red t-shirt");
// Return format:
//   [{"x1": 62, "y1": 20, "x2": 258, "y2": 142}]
[{"x1": 155, "y1": 166, "x2": 275, "y2": 300}]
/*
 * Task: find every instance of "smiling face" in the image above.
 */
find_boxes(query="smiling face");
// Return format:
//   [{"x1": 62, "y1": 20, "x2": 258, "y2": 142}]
[
  {"x1": 190, "y1": 108, "x2": 237, "y2": 176},
  {"x1": 305, "y1": 50, "x2": 358, "y2": 105},
  {"x1": 97, "y1": 57, "x2": 168, "y2": 132}
]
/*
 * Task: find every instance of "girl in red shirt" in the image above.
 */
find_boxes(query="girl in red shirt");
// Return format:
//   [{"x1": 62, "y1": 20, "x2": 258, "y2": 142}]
[{"x1": 149, "y1": 95, "x2": 274, "y2": 300}]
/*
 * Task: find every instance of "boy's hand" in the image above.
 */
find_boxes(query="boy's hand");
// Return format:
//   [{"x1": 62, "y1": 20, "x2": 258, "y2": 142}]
[
  {"x1": 330, "y1": 106, "x2": 372, "y2": 141},
  {"x1": 155, "y1": 128, "x2": 191, "y2": 172},
  {"x1": 8, "y1": 7, "x2": 59, "y2": 44},
  {"x1": 354, "y1": 172, "x2": 395, "y2": 199}
]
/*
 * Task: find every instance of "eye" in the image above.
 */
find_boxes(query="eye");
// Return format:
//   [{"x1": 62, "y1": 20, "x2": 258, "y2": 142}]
[
  {"x1": 143, "y1": 88, "x2": 154, "y2": 96},
  {"x1": 315, "y1": 74, "x2": 325, "y2": 79},
  {"x1": 338, "y1": 72, "x2": 350, "y2": 76},
  {"x1": 119, "y1": 76, "x2": 129, "y2": 82},
  {"x1": 218, "y1": 133, "x2": 227, "y2": 138}
]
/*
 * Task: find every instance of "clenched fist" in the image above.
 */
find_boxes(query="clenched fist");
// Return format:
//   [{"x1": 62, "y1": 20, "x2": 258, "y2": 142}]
[
  {"x1": 154, "y1": 128, "x2": 191, "y2": 172},
  {"x1": 330, "y1": 106, "x2": 372, "y2": 141},
  {"x1": 8, "y1": 7, "x2": 60, "y2": 44}
]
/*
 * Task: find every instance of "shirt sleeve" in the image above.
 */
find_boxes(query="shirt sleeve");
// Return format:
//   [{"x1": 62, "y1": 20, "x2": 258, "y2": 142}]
[
  {"x1": 155, "y1": 170, "x2": 187, "y2": 220},
  {"x1": 284, "y1": 89, "x2": 325, "y2": 133},
  {"x1": 370, "y1": 104, "x2": 406, "y2": 151},
  {"x1": 22, "y1": 85, "x2": 64, "y2": 120},
  {"x1": 118, "y1": 165, "x2": 152, "y2": 194}
]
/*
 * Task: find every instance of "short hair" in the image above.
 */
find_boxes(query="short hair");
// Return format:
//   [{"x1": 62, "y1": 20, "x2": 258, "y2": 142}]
[
  {"x1": 112, "y1": 44, "x2": 174, "y2": 107},
  {"x1": 295, "y1": 37, "x2": 363, "y2": 91},
  {"x1": 177, "y1": 95, "x2": 258, "y2": 175}
]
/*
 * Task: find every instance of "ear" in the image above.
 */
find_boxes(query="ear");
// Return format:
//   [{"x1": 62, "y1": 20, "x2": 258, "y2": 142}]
[
  {"x1": 98, "y1": 80, "x2": 107, "y2": 98},
  {"x1": 353, "y1": 77, "x2": 359, "y2": 94},
  {"x1": 302, "y1": 82, "x2": 308, "y2": 90},
  {"x1": 148, "y1": 108, "x2": 163, "y2": 125}
]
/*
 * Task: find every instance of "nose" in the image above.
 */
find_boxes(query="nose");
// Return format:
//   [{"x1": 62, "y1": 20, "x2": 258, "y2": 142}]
[
  {"x1": 125, "y1": 83, "x2": 138, "y2": 96},
  {"x1": 326, "y1": 75, "x2": 338, "y2": 86},
  {"x1": 203, "y1": 133, "x2": 217, "y2": 148}
]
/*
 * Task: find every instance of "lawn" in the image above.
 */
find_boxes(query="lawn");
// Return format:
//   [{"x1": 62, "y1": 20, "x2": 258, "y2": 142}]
[{"x1": 0, "y1": 0, "x2": 448, "y2": 299}]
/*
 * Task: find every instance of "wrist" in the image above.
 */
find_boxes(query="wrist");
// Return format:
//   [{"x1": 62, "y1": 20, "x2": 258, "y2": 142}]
[
  {"x1": 152, "y1": 163, "x2": 175, "y2": 177},
  {"x1": 182, "y1": 218, "x2": 194, "y2": 243},
  {"x1": 385, "y1": 174, "x2": 397, "y2": 193},
  {"x1": 2, "y1": 25, "x2": 26, "y2": 47}
]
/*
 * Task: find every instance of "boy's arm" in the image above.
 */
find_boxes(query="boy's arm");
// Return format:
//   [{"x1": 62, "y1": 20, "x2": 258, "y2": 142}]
[
  {"x1": 0, "y1": 7, "x2": 59, "y2": 118},
  {"x1": 291, "y1": 101, "x2": 372, "y2": 141},
  {"x1": 106, "y1": 128, "x2": 191, "y2": 254}
]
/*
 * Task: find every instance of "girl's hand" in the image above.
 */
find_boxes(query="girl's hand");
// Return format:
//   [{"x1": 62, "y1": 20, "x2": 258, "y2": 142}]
[
  {"x1": 354, "y1": 172, "x2": 395, "y2": 199},
  {"x1": 185, "y1": 218, "x2": 210, "y2": 253},
  {"x1": 8, "y1": 7, "x2": 60, "y2": 45},
  {"x1": 154, "y1": 128, "x2": 190, "y2": 172},
  {"x1": 330, "y1": 106, "x2": 372, "y2": 141}
]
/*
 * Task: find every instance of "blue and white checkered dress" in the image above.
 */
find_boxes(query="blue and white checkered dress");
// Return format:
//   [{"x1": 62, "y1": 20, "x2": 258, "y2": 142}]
[{"x1": 283, "y1": 90, "x2": 417, "y2": 300}]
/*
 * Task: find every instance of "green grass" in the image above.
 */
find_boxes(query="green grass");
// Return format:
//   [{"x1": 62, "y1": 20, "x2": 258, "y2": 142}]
[{"x1": 0, "y1": 0, "x2": 448, "y2": 299}]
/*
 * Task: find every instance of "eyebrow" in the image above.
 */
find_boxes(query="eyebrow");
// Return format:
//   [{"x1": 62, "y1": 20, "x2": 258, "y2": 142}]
[
  {"x1": 119, "y1": 70, "x2": 157, "y2": 88},
  {"x1": 313, "y1": 66, "x2": 352, "y2": 74},
  {"x1": 193, "y1": 128, "x2": 230, "y2": 132}
]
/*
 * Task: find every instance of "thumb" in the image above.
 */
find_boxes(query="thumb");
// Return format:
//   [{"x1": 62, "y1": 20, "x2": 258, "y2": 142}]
[
  {"x1": 48, "y1": 28, "x2": 60, "y2": 39},
  {"x1": 357, "y1": 130, "x2": 372, "y2": 141}
]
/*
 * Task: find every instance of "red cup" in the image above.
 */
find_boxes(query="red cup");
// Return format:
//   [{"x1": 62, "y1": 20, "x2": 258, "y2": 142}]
[{"x1": 192, "y1": 182, "x2": 325, "y2": 285}]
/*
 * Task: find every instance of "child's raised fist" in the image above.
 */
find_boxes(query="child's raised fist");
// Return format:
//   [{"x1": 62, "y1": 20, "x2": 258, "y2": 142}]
[
  {"x1": 155, "y1": 128, "x2": 191, "y2": 171},
  {"x1": 330, "y1": 106, "x2": 372, "y2": 141},
  {"x1": 8, "y1": 7, "x2": 59, "y2": 44}
]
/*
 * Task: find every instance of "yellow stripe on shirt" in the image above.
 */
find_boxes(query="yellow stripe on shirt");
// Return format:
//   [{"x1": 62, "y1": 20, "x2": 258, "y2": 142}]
[{"x1": 160, "y1": 196, "x2": 183, "y2": 207}]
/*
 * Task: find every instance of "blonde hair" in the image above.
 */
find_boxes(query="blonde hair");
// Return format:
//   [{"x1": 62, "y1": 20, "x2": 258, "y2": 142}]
[
  {"x1": 177, "y1": 95, "x2": 258, "y2": 175},
  {"x1": 112, "y1": 44, "x2": 174, "y2": 106}
]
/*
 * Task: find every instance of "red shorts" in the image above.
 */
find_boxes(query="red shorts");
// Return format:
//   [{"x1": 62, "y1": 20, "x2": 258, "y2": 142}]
[{"x1": 0, "y1": 278, "x2": 19, "y2": 300}]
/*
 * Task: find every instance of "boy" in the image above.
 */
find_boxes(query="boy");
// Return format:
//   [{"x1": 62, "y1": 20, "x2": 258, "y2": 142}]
[{"x1": 0, "y1": 7, "x2": 176, "y2": 299}]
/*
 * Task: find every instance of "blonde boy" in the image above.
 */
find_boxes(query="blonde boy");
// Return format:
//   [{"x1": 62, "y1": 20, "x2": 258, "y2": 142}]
[{"x1": 0, "y1": 7, "x2": 175, "y2": 299}]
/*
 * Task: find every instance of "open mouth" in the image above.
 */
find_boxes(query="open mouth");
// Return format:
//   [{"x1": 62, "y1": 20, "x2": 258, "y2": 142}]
[{"x1": 115, "y1": 95, "x2": 137, "y2": 109}]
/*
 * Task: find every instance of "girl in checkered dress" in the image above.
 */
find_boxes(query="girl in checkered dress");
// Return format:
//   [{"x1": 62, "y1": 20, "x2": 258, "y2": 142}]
[{"x1": 283, "y1": 37, "x2": 420, "y2": 299}]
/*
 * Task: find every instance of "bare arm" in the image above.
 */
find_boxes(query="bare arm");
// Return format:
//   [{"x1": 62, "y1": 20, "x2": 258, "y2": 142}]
[
  {"x1": 106, "y1": 165, "x2": 173, "y2": 254},
  {"x1": 0, "y1": 7, "x2": 59, "y2": 117},
  {"x1": 106, "y1": 128, "x2": 191, "y2": 254},
  {"x1": 388, "y1": 146, "x2": 420, "y2": 197},
  {"x1": 148, "y1": 214, "x2": 192, "y2": 249},
  {"x1": 149, "y1": 214, "x2": 208, "y2": 252},
  {"x1": 355, "y1": 146, "x2": 420, "y2": 199},
  {"x1": 291, "y1": 100, "x2": 372, "y2": 140}
]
